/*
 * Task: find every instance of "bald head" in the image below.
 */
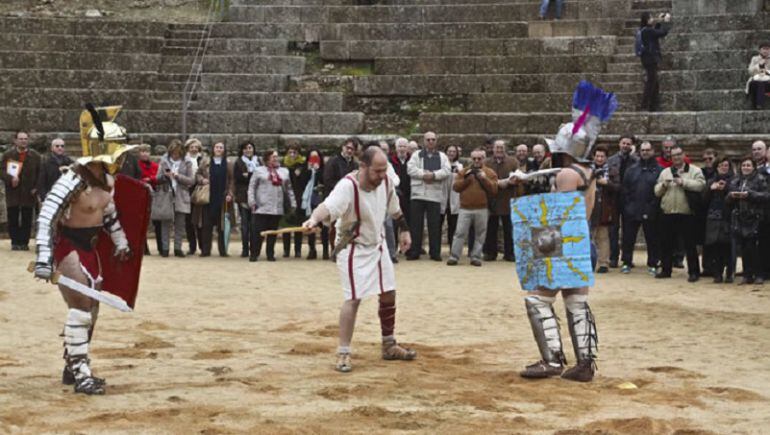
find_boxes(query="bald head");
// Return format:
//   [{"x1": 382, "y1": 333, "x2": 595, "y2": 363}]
[
  {"x1": 493, "y1": 139, "x2": 507, "y2": 159},
  {"x1": 424, "y1": 131, "x2": 438, "y2": 151},
  {"x1": 360, "y1": 146, "x2": 389, "y2": 189},
  {"x1": 532, "y1": 144, "x2": 546, "y2": 162},
  {"x1": 515, "y1": 144, "x2": 528, "y2": 161}
]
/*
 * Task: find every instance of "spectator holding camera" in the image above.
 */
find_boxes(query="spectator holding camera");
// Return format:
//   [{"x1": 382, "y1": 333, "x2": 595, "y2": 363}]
[
  {"x1": 589, "y1": 145, "x2": 621, "y2": 273},
  {"x1": 654, "y1": 146, "x2": 705, "y2": 282},
  {"x1": 447, "y1": 148, "x2": 498, "y2": 266},
  {"x1": 727, "y1": 157, "x2": 770, "y2": 285},
  {"x1": 704, "y1": 157, "x2": 735, "y2": 283},
  {"x1": 746, "y1": 42, "x2": 770, "y2": 110},
  {"x1": 638, "y1": 11, "x2": 672, "y2": 112}
]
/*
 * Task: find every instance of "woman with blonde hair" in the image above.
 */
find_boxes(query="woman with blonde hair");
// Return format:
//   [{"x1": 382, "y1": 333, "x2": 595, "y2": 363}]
[
  {"x1": 156, "y1": 139, "x2": 195, "y2": 257},
  {"x1": 184, "y1": 137, "x2": 203, "y2": 255}
]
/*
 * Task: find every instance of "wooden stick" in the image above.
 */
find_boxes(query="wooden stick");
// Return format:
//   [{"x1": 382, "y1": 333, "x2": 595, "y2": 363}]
[{"x1": 260, "y1": 226, "x2": 319, "y2": 237}]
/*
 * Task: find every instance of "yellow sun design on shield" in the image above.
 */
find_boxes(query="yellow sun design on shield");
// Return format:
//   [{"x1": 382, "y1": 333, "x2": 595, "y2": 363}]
[{"x1": 512, "y1": 195, "x2": 589, "y2": 287}]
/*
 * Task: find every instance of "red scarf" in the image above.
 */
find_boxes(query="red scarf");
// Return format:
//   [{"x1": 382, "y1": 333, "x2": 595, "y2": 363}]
[{"x1": 268, "y1": 167, "x2": 281, "y2": 186}]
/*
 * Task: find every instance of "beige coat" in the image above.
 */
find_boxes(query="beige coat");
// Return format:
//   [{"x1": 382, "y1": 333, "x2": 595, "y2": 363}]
[
  {"x1": 654, "y1": 164, "x2": 705, "y2": 215},
  {"x1": 156, "y1": 154, "x2": 195, "y2": 215},
  {"x1": 745, "y1": 54, "x2": 770, "y2": 93}
]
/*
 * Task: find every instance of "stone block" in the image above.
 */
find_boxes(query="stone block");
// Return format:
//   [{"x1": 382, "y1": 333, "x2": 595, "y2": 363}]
[
  {"x1": 696, "y1": 112, "x2": 743, "y2": 134},
  {"x1": 650, "y1": 113, "x2": 697, "y2": 134},
  {"x1": 528, "y1": 22, "x2": 553, "y2": 38},
  {"x1": 321, "y1": 113, "x2": 364, "y2": 134},
  {"x1": 207, "y1": 112, "x2": 249, "y2": 133},
  {"x1": 347, "y1": 40, "x2": 380, "y2": 59},
  {"x1": 282, "y1": 113, "x2": 322, "y2": 134},
  {"x1": 301, "y1": 6, "x2": 327, "y2": 23},
  {"x1": 552, "y1": 21, "x2": 587, "y2": 38},
  {"x1": 485, "y1": 113, "x2": 529, "y2": 133},
  {"x1": 605, "y1": 114, "x2": 649, "y2": 135},
  {"x1": 264, "y1": 6, "x2": 302, "y2": 23},
  {"x1": 741, "y1": 111, "x2": 770, "y2": 133},
  {"x1": 248, "y1": 112, "x2": 281, "y2": 133},
  {"x1": 320, "y1": 41, "x2": 350, "y2": 60},
  {"x1": 526, "y1": 113, "x2": 570, "y2": 134},
  {"x1": 542, "y1": 37, "x2": 573, "y2": 55}
]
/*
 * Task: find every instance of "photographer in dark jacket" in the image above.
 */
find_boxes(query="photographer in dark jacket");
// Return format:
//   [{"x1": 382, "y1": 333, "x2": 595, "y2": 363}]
[
  {"x1": 590, "y1": 145, "x2": 621, "y2": 273},
  {"x1": 323, "y1": 138, "x2": 358, "y2": 198},
  {"x1": 727, "y1": 157, "x2": 770, "y2": 285},
  {"x1": 704, "y1": 157, "x2": 735, "y2": 283},
  {"x1": 639, "y1": 11, "x2": 672, "y2": 112},
  {"x1": 620, "y1": 141, "x2": 662, "y2": 274}
]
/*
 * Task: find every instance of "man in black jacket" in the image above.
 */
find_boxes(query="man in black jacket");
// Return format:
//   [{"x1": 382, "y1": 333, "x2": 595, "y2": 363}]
[
  {"x1": 639, "y1": 11, "x2": 672, "y2": 112},
  {"x1": 390, "y1": 137, "x2": 412, "y2": 223},
  {"x1": 607, "y1": 135, "x2": 638, "y2": 267},
  {"x1": 620, "y1": 141, "x2": 662, "y2": 274},
  {"x1": 37, "y1": 138, "x2": 74, "y2": 201},
  {"x1": 323, "y1": 138, "x2": 359, "y2": 198}
]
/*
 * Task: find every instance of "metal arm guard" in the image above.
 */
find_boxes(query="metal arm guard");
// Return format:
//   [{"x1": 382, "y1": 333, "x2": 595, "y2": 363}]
[
  {"x1": 35, "y1": 170, "x2": 86, "y2": 280},
  {"x1": 564, "y1": 294, "x2": 599, "y2": 362},
  {"x1": 102, "y1": 181, "x2": 129, "y2": 254},
  {"x1": 524, "y1": 296, "x2": 567, "y2": 366}
]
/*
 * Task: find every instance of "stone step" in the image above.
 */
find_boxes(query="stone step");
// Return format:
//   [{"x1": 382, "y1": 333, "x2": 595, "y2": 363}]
[
  {"x1": 198, "y1": 74, "x2": 289, "y2": 92},
  {"x1": 159, "y1": 62, "x2": 200, "y2": 75},
  {"x1": 408, "y1": 133, "x2": 763, "y2": 156},
  {"x1": 160, "y1": 46, "x2": 201, "y2": 57},
  {"x1": 0, "y1": 17, "x2": 167, "y2": 37},
  {"x1": 163, "y1": 38, "x2": 204, "y2": 48},
  {"x1": 352, "y1": 69, "x2": 743, "y2": 95},
  {"x1": 631, "y1": 0, "x2": 671, "y2": 10},
  {"x1": 9, "y1": 130, "x2": 762, "y2": 159},
  {"x1": 165, "y1": 30, "x2": 207, "y2": 40},
  {"x1": 374, "y1": 55, "x2": 611, "y2": 75},
  {"x1": 0, "y1": 50, "x2": 161, "y2": 71},
  {"x1": 228, "y1": 1, "x2": 629, "y2": 23},
  {"x1": 320, "y1": 36, "x2": 616, "y2": 60},
  {"x1": 210, "y1": 21, "x2": 528, "y2": 41},
  {"x1": 201, "y1": 55, "x2": 305, "y2": 74},
  {"x1": 0, "y1": 68, "x2": 158, "y2": 89},
  {"x1": 0, "y1": 88, "x2": 157, "y2": 110},
  {"x1": 206, "y1": 38, "x2": 289, "y2": 55},
  {"x1": 0, "y1": 109, "x2": 365, "y2": 135},
  {"x1": 154, "y1": 81, "x2": 188, "y2": 92},
  {"x1": 609, "y1": 49, "x2": 753, "y2": 65},
  {"x1": 529, "y1": 18, "x2": 625, "y2": 37},
  {"x1": 0, "y1": 33, "x2": 164, "y2": 53},
  {"x1": 187, "y1": 92, "x2": 344, "y2": 112},
  {"x1": 466, "y1": 90, "x2": 749, "y2": 112},
  {"x1": 418, "y1": 111, "x2": 770, "y2": 135}
]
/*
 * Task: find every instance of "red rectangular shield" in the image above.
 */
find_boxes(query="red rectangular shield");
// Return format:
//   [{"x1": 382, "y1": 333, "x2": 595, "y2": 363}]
[{"x1": 96, "y1": 174, "x2": 150, "y2": 309}]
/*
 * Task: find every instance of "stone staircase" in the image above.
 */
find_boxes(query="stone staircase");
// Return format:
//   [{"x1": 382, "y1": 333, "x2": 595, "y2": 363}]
[{"x1": 0, "y1": 0, "x2": 768, "y2": 158}]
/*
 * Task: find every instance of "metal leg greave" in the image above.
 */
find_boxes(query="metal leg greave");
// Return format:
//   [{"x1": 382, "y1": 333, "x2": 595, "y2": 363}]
[{"x1": 524, "y1": 296, "x2": 567, "y2": 366}]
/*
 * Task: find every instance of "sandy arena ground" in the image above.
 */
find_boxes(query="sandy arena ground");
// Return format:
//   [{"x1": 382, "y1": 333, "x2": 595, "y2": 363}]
[{"x1": 1, "y1": 241, "x2": 769, "y2": 434}]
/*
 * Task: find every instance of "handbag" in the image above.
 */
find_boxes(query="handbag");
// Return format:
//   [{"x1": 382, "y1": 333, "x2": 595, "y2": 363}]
[
  {"x1": 191, "y1": 183, "x2": 210, "y2": 205},
  {"x1": 151, "y1": 184, "x2": 175, "y2": 221}
]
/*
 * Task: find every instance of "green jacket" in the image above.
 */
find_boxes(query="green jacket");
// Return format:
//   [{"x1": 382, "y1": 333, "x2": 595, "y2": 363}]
[{"x1": 654, "y1": 164, "x2": 705, "y2": 215}]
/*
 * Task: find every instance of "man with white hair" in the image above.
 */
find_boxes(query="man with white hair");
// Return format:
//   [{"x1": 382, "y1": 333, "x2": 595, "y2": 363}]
[
  {"x1": 406, "y1": 132, "x2": 451, "y2": 261},
  {"x1": 390, "y1": 138, "x2": 412, "y2": 225},
  {"x1": 484, "y1": 139, "x2": 519, "y2": 262},
  {"x1": 38, "y1": 138, "x2": 74, "y2": 201}
]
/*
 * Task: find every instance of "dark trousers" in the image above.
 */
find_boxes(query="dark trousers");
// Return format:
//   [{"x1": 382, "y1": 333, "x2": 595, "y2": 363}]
[
  {"x1": 660, "y1": 213, "x2": 700, "y2": 276},
  {"x1": 748, "y1": 80, "x2": 767, "y2": 109},
  {"x1": 185, "y1": 212, "x2": 198, "y2": 254},
  {"x1": 282, "y1": 208, "x2": 305, "y2": 256},
  {"x1": 621, "y1": 218, "x2": 659, "y2": 268},
  {"x1": 442, "y1": 212, "x2": 458, "y2": 246},
  {"x1": 759, "y1": 223, "x2": 770, "y2": 278},
  {"x1": 739, "y1": 236, "x2": 761, "y2": 280},
  {"x1": 709, "y1": 241, "x2": 734, "y2": 279},
  {"x1": 307, "y1": 226, "x2": 329, "y2": 255},
  {"x1": 239, "y1": 205, "x2": 253, "y2": 255},
  {"x1": 641, "y1": 61, "x2": 660, "y2": 111},
  {"x1": 199, "y1": 208, "x2": 226, "y2": 256},
  {"x1": 484, "y1": 214, "x2": 513, "y2": 260},
  {"x1": 409, "y1": 199, "x2": 442, "y2": 258},
  {"x1": 250, "y1": 214, "x2": 281, "y2": 259},
  {"x1": 149, "y1": 219, "x2": 163, "y2": 254},
  {"x1": 609, "y1": 217, "x2": 620, "y2": 265},
  {"x1": 7, "y1": 206, "x2": 33, "y2": 247}
]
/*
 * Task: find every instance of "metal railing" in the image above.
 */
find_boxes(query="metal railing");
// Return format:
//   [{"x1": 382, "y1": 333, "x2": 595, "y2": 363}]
[{"x1": 180, "y1": 0, "x2": 227, "y2": 139}]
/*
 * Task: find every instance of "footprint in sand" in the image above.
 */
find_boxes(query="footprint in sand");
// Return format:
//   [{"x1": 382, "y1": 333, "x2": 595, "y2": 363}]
[
  {"x1": 192, "y1": 349, "x2": 237, "y2": 360},
  {"x1": 287, "y1": 342, "x2": 329, "y2": 355},
  {"x1": 706, "y1": 386, "x2": 766, "y2": 402},
  {"x1": 306, "y1": 324, "x2": 338, "y2": 337},
  {"x1": 646, "y1": 366, "x2": 705, "y2": 379},
  {"x1": 137, "y1": 321, "x2": 170, "y2": 331},
  {"x1": 205, "y1": 366, "x2": 232, "y2": 376},
  {"x1": 133, "y1": 334, "x2": 175, "y2": 350}
]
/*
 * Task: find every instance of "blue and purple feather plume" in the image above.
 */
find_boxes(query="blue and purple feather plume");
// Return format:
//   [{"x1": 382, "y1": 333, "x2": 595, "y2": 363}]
[{"x1": 571, "y1": 80, "x2": 618, "y2": 134}]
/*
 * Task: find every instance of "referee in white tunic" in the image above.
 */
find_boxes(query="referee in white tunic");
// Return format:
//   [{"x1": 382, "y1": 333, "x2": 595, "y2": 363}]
[{"x1": 303, "y1": 146, "x2": 416, "y2": 373}]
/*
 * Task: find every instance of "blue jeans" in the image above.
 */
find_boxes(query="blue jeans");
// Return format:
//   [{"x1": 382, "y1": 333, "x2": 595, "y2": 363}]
[{"x1": 539, "y1": 0, "x2": 563, "y2": 18}]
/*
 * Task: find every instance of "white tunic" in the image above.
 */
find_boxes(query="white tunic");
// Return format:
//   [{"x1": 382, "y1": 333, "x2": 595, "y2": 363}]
[{"x1": 324, "y1": 172, "x2": 401, "y2": 300}]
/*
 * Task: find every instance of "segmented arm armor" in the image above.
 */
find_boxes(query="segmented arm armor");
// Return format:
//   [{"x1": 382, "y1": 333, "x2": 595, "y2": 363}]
[{"x1": 34, "y1": 170, "x2": 86, "y2": 279}]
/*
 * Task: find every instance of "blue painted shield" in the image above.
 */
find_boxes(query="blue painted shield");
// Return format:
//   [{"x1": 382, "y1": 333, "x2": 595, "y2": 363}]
[{"x1": 511, "y1": 192, "x2": 594, "y2": 291}]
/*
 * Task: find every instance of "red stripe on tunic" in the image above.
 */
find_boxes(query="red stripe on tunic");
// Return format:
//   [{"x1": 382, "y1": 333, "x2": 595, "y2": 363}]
[
  {"x1": 377, "y1": 244, "x2": 384, "y2": 294},
  {"x1": 348, "y1": 242, "x2": 356, "y2": 300}
]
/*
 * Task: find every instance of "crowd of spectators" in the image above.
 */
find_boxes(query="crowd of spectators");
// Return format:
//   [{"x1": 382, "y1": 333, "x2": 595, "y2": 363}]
[{"x1": 3, "y1": 130, "x2": 770, "y2": 286}]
